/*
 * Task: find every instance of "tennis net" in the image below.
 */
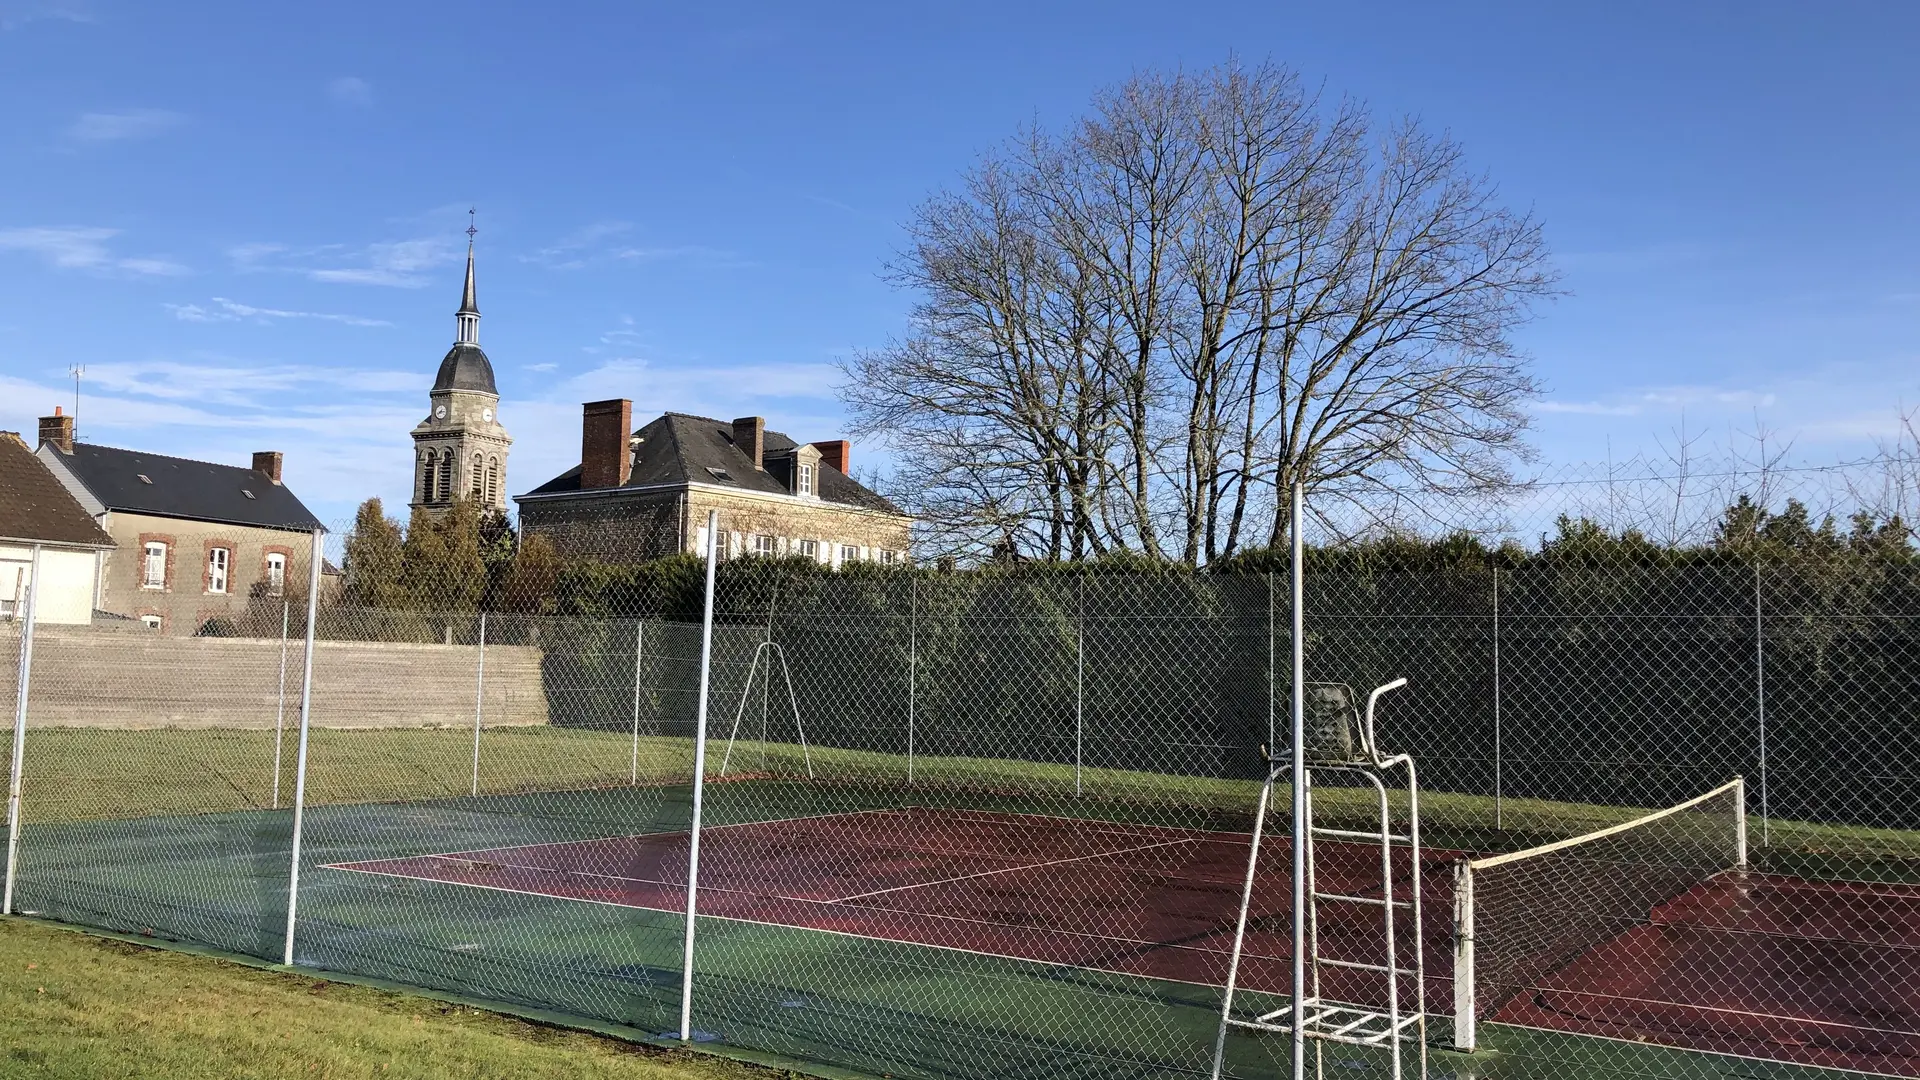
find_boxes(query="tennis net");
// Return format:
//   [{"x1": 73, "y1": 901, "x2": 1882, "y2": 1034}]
[{"x1": 1451, "y1": 778, "x2": 1747, "y2": 1050}]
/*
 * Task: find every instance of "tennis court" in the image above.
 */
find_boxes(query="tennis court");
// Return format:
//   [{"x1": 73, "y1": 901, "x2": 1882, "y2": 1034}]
[{"x1": 321, "y1": 799, "x2": 1920, "y2": 1077}]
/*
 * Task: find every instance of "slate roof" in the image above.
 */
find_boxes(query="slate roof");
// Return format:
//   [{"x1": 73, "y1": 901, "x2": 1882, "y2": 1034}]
[
  {"x1": 433, "y1": 342, "x2": 497, "y2": 395},
  {"x1": 0, "y1": 434, "x2": 113, "y2": 547},
  {"x1": 45, "y1": 442, "x2": 324, "y2": 532},
  {"x1": 519, "y1": 412, "x2": 905, "y2": 515}
]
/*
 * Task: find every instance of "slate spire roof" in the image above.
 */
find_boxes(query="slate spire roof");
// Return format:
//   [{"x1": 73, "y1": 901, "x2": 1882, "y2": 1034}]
[{"x1": 435, "y1": 233, "x2": 497, "y2": 395}]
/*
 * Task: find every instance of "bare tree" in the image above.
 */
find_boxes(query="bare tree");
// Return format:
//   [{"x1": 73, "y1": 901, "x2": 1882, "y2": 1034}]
[{"x1": 845, "y1": 61, "x2": 1557, "y2": 562}]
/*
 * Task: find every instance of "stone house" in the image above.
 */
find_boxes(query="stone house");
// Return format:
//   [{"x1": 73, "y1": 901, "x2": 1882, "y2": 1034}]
[
  {"x1": 515, "y1": 400, "x2": 911, "y2": 565},
  {"x1": 34, "y1": 410, "x2": 327, "y2": 635},
  {"x1": 0, "y1": 426, "x2": 115, "y2": 625}
]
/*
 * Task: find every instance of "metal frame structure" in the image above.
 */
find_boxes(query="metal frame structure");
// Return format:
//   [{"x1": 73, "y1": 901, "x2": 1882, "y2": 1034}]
[
  {"x1": 1212, "y1": 677, "x2": 1427, "y2": 1080},
  {"x1": 716, "y1": 639, "x2": 814, "y2": 780}
]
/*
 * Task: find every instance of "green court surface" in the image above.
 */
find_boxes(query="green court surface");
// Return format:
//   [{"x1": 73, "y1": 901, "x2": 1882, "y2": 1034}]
[{"x1": 7, "y1": 771, "x2": 1887, "y2": 1080}]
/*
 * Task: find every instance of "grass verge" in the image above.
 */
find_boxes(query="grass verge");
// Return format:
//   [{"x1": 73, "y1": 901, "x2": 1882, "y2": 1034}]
[{"x1": 0, "y1": 918, "x2": 790, "y2": 1080}]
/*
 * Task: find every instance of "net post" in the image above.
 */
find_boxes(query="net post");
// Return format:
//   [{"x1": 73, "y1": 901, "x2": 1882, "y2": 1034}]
[
  {"x1": 272, "y1": 600, "x2": 289, "y2": 809},
  {"x1": 1734, "y1": 774, "x2": 1749, "y2": 870},
  {"x1": 3, "y1": 545, "x2": 42, "y2": 916},
  {"x1": 679, "y1": 509, "x2": 720, "y2": 1042},
  {"x1": 282, "y1": 525, "x2": 324, "y2": 966},
  {"x1": 1452, "y1": 859, "x2": 1477, "y2": 1051},
  {"x1": 1288, "y1": 480, "x2": 1307, "y2": 1080},
  {"x1": 470, "y1": 610, "x2": 487, "y2": 797},
  {"x1": 641, "y1": 614, "x2": 656, "y2": 780}
]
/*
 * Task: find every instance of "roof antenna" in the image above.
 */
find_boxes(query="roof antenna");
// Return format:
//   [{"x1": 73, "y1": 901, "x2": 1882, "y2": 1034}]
[{"x1": 68, "y1": 364, "x2": 84, "y2": 442}]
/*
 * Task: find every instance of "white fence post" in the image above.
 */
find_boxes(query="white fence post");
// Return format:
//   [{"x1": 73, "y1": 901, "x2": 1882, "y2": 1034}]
[
  {"x1": 631, "y1": 619, "x2": 644, "y2": 786},
  {"x1": 282, "y1": 527, "x2": 324, "y2": 966},
  {"x1": 1755, "y1": 564, "x2": 1768, "y2": 848},
  {"x1": 470, "y1": 611, "x2": 487, "y2": 797},
  {"x1": 679, "y1": 509, "x2": 720, "y2": 1041},
  {"x1": 1493, "y1": 564, "x2": 1503, "y2": 831},
  {"x1": 3, "y1": 545, "x2": 42, "y2": 915},
  {"x1": 1074, "y1": 577, "x2": 1084, "y2": 798},
  {"x1": 1288, "y1": 482, "x2": 1308, "y2": 1080}
]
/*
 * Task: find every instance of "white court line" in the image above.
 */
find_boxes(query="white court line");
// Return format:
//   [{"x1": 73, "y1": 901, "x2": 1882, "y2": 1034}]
[
  {"x1": 828, "y1": 837, "x2": 1200, "y2": 903},
  {"x1": 403, "y1": 807, "x2": 904, "y2": 862}
]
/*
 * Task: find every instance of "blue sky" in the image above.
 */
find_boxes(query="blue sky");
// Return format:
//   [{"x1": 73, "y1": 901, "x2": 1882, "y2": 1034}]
[{"x1": 1, "y1": 1, "x2": 1916, "y2": 528}]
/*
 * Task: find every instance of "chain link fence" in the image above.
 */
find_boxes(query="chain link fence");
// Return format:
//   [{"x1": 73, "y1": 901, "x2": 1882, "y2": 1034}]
[{"x1": 2, "y1": 456, "x2": 1916, "y2": 1080}]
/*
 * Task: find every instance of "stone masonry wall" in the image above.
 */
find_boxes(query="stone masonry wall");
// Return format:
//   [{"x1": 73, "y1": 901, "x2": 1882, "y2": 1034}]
[{"x1": 0, "y1": 624, "x2": 548, "y2": 729}]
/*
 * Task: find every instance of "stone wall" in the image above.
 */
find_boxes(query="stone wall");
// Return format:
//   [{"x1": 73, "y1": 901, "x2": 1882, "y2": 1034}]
[{"x1": 0, "y1": 624, "x2": 548, "y2": 729}]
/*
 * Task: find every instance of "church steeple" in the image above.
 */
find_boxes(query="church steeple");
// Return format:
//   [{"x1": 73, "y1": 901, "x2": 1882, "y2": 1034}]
[{"x1": 456, "y1": 209, "x2": 479, "y2": 345}]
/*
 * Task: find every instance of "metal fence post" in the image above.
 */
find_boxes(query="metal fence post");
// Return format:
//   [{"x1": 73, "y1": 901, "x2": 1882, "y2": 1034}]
[
  {"x1": 907, "y1": 578, "x2": 916, "y2": 786},
  {"x1": 1755, "y1": 562, "x2": 1768, "y2": 848},
  {"x1": 679, "y1": 509, "x2": 720, "y2": 1041},
  {"x1": 1493, "y1": 564, "x2": 1503, "y2": 831},
  {"x1": 1288, "y1": 481, "x2": 1308, "y2": 1080},
  {"x1": 282, "y1": 526, "x2": 324, "y2": 966},
  {"x1": 272, "y1": 600, "x2": 289, "y2": 810},
  {"x1": 3, "y1": 545, "x2": 42, "y2": 916},
  {"x1": 470, "y1": 611, "x2": 487, "y2": 797},
  {"x1": 641, "y1": 614, "x2": 656, "y2": 780}
]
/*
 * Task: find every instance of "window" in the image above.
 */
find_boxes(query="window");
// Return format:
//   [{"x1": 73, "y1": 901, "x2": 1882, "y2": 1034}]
[
  {"x1": 470, "y1": 454, "x2": 485, "y2": 499},
  {"x1": 706, "y1": 466, "x2": 734, "y2": 483},
  {"x1": 798, "y1": 539, "x2": 817, "y2": 560},
  {"x1": 207, "y1": 547, "x2": 230, "y2": 594},
  {"x1": 139, "y1": 614, "x2": 162, "y2": 630},
  {"x1": 486, "y1": 457, "x2": 500, "y2": 504},
  {"x1": 437, "y1": 448, "x2": 453, "y2": 501},
  {"x1": 839, "y1": 544, "x2": 859, "y2": 566},
  {"x1": 753, "y1": 534, "x2": 776, "y2": 558},
  {"x1": 142, "y1": 542, "x2": 168, "y2": 589},
  {"x1": 265, "y1": 553, "x2": 287, "y2": 597},
  {"x1": 880, "y1": 549, "x2": 898, "y2": 566},
  {"x1": 421, "y1": 452, "x2": 437, "y2": 503},
  {"x1": 797, "y1": 462, "x2": 814, "y2": 496}
]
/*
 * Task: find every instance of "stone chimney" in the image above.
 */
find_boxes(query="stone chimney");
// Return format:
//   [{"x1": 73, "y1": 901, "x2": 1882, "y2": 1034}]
[
  {"x1": 810, "y1": 440, "x2": 850, "y2": 474},
  {"x1": 731, "y1": 416, "x2": 765, "y2": 469},
  {"x1": 252, "y1": 451, "x2": 284, "y2": 484},
  {"x1": 39, "y1": 407, "x2": 74, "y2": 454},
  {"x1": 581, "y1": 399, "x2": 633, "y2": 489}
]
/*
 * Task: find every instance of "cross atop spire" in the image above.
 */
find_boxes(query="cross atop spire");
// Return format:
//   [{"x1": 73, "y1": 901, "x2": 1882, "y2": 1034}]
[{"x1": 455, "y1": 212, "x2": 480, "y2": 343}]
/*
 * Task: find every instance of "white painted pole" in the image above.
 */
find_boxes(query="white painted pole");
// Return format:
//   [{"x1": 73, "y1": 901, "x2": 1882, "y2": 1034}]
[
  {"x1": 641, "y1": 614, "x2": 656, "y2": 780},
  {"x1": 1754, "y1": 564, "x2": 1768, "y2": 848},
  {"x1": 1492, "y1": 564, "x2": 1502, "y2": 831},
  {"x1": 1452, "y1": 861, "x2": 1477, "y2": 1051},
  {"x1": 470, "y1": 611, "x2": 487, "y2": 797},
  {"x1": 1074, "y1": 577, "x2": 1084, "y2": 798},
  {"x1": 3, "y1": 545, "x2": 43, "y2": 915},
  {"x1": 282, "y1": 527, "x2": 324, "y2": 966},
  {"x1": 272, "y1": 600, "x2": 289, "y2": 809},
  {"x1": 679, "y1": 510, "x2": 720, "y2": 1041},
  {"x1": 1289, "y1": 481, "x2": 1308, "y2": 1080}
]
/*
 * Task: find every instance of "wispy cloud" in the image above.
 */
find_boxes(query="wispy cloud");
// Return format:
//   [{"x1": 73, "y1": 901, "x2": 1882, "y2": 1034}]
[
  {"x1": 524, "y1": 362, "x2": 558, "y2": 373},
  {"x1": 327, "y1": 76, "x2": 373, "y2": 107},
  {"x1": 1534, "y1": 385, "x2": 1777, "y2": 418},
  {"x1": 0, "y1": 225, "x2": 187, "y2": 276},
  {"x1": 229, "y1": 235, "x2": 459, "y2": 288},
  {"x1": 166, "y1": 297, "x2": 390, "y2": 327},
  {"x1": 522, "y1": 221, "x2": 749, "y2": 270},
  {"x1": 65, "y1": 108, "x2": 185, "y2": 143},
  {"x1": 0, "y1": 1, "x2": 93, "y2": 30}
]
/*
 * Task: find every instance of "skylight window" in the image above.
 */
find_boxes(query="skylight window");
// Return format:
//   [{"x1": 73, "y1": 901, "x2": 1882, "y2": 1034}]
[
  {"x1": 137, "y1": 474, "x2": 153, "y2": 485},
  {"x1": 706, "y1": 467, "x2": 734, "y2": 483},
  {"x1": 241, "y1": 489, "x2": 256, "y2": 500}
]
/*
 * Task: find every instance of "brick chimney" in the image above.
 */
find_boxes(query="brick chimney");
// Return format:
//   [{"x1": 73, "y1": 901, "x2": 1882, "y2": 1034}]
[
  {"x1": 731, "y1": 416, "x2": 765, "y2": 469},
  {"x1": 39, "y1": 407, "x2": 73, "y2": 454},
  {"x1": 581, "y1": 399, "x2": 633, "y2": 488},
  {"x1": 252, "y1": 451, "x2": 284, "y2": 484},
  {"x1": 810, "y1": 440, "x2": 850, "y2": 474}
]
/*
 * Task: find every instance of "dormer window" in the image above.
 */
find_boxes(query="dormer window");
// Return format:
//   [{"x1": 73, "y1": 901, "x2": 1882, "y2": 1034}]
[{"x1": 797, "y1": 462, "x2": 814, "y2": 497}]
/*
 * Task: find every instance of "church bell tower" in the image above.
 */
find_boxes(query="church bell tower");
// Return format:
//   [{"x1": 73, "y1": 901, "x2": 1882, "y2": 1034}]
[{"x1": 412, "y1": 214, "x2": 512, "y2": 516}]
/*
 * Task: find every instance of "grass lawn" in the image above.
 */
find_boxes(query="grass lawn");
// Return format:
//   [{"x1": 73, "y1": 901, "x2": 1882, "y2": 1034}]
[{"x1": 0, "y1": 918, "x2": 792, "y2": 1080}]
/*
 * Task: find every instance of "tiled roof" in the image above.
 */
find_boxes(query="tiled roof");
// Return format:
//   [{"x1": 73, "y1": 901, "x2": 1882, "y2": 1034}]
[
  {"x1": 0, "y1": 434, "x2": 113, "y2": 547},
  {"x1": 520, "y1": 412, "x2": 905, "y2": 515},
  {"x1": 46, "y1": 442, "x2": 324, "y2": 532}
]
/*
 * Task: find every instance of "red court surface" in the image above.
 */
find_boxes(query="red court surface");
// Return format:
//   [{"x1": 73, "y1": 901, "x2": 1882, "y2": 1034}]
[
  {"x1": 326, "y1": 809, "x2": 1920, "y2": 1076},
  {"x1": 1491, "y1": 872, "x2": 1920, "y2": 1077}
]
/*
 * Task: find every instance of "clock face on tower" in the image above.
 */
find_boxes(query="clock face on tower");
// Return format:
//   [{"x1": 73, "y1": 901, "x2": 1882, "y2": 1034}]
[
  {"x1": 483, "y1": 408, "x2": 493, "y2": 422},
  {"x1": 434, "y1": 404, "x2": 447, "y2": 419}
]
